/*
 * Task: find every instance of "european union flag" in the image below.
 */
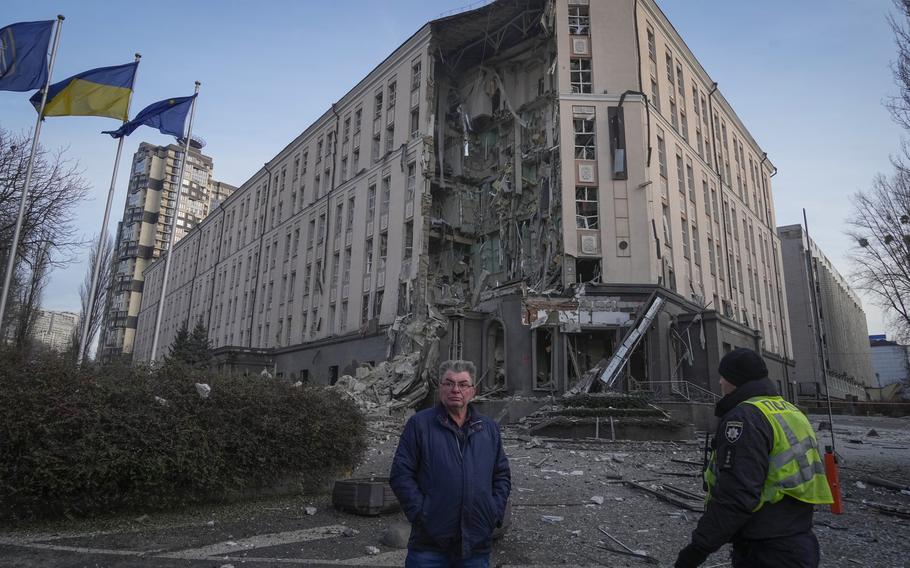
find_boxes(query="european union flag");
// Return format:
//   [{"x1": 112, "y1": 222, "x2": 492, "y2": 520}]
[
  {"x1": 0, "y1": 20, "x2": 54, "y2": 92},
  {"x1": 103, "y1": 94, "x2": 197, "y2": 139}
]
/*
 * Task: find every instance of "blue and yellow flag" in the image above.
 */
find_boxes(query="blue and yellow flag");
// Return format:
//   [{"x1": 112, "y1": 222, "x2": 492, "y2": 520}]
[
  {"x1": 30, "y1": 61, "x2": 137, "y2": 120},
  {"x1": 104, "y1": 94, "x2": 196, "y2": 139},
  {"x1": 0, "y1": 20, "x2": 54, "y2": 92}
]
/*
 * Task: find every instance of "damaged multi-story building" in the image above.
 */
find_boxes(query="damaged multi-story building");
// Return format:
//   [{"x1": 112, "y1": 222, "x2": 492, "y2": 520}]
[{"x1": 133, "y1": 0, "x2": 795, "y2": 402}]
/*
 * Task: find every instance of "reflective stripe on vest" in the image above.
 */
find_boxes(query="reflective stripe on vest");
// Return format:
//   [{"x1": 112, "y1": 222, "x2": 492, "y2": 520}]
[{"x1": 704, "y1": 396, "x2": 833, "y2": 510}]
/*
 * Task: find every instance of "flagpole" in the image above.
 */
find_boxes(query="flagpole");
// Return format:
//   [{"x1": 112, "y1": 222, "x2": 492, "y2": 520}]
[
  {"x1": 0, "y1": 15, "x2": 64, "y2": 338},
  {"x1": 150, "y1": 81, "x2": 200, "y2": 363},
  {"x1": 77, "y1": 53, "x2": 142, "y2": 365}
]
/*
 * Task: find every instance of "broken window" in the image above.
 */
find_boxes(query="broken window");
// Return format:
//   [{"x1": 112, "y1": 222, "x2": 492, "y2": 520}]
[
  {"x1": 343, "y1": 250, "x2": 351, "y2": 286},
  {"x1": 670, "y1": 98, "x2": 678, "y2": 131},
  {"x1": 354, "y1": 108, "x2": 362, "y2": 133},
  {"x1": 568, "y1": 4, "x2": 590, "y2": 35},
  {"x1": 449, "y1": 318, "x2": 464, "y2": 360},
  {"x1": 387, "y1": 81, "x2": 397, "y2": 109},
  {"x1": 608, "y1": 107, "x2": 627, "y2": 179},
  {"x1": 576, "y1": 258, "x2": 601, "y2": 283},
  {"x1": 374, "y1": 290, "x2": 384, "y2": 318},
  {"x1": 334, "y1": 202, "x2": 344, "y2": 239},
  {"x1": 365, "y1": 238, "x2": 374, "y2": 274},
  {"x1": 692, "y1": 224, "x2": 701, "y2": 266},
  {"x1": 362, "y1": 293, "x2": 370, "y2": 323},
  {"x1": 410, "y1": 108, "x2": 419, "y2": 138},
  {"x1": 686, "y1": 160, "x2": 696, "y2": 204},
  {"x1": 316, "y1": 138, "x2": 323, "y2": 163},
  {"x1": 575, "y1": 186, "x2": 599, "y2": 229},
  {"x1": 570, "y1": 58, "x2": 592, "y2": 94},
  {"x1": 403, "y1": 222, "x2": 414, "y2": 259},
  {"x1": 340, "y1": 301, "x2": 348, "y2": 331},
  {"x1": 406, "y1": 162, "x2": 416, "y2": 204},
  {"x1": 573, "y1": 117, "x2": 595, "y2": 160},
  {"x1": 533, "y1": 328, "x2": 555, "y2": 390},
  {"x1": 662, "y1": 205, "x2": 672, "y2": 247}
]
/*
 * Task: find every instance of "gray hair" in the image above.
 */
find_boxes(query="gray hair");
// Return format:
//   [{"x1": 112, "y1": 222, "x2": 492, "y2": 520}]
[{"x1": 438, "y1": 359, "x2": 477, "y2": 383}]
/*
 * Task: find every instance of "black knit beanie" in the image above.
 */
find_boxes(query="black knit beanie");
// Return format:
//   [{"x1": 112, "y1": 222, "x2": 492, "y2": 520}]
[{"x1": 718, "y1": 347, "x2": 768, "y2": 386}]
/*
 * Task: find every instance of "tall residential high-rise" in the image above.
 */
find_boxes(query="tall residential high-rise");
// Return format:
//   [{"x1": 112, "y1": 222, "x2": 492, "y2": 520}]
[
  {"x1": 30, "y1": 309, "x2": 79, "y2": 352},
  {"x1": 778, "y1": 224, "x2": 873, "y2": 400},
  {"x1": 134, "y1": 0, "x2": 795, "y2": 399},
  {"x1": 99, "y1": 141, "x2": 235, "y2": 361}
]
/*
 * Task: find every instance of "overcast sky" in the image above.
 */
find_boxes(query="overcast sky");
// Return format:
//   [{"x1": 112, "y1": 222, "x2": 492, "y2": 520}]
[{"x1": 1, "y1": 0, "x2": 904, "y2": 337}]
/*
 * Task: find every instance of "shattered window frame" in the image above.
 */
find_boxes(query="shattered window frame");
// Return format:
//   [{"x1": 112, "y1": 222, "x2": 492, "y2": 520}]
[
  {"x1": 575, "y1": 186, "x2": 599, "y2": 230},
  {"x1": 568, "y1": 4, "x2": 590, "y2": 35},
  {"x1": 573, "y1": 117, "x2": 596, "y2": 160},
  {"x1": 570, "y1": 58, "x2": 593, "y2": 94},
  {"x1": 681, "y1": 219, "x2": 690, "y2": 259}
]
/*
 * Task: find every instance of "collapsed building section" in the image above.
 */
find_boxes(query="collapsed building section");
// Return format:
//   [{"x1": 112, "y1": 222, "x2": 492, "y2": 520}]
[{"x1": 134, "y1": 0, "x2": 796, "y2": 413}]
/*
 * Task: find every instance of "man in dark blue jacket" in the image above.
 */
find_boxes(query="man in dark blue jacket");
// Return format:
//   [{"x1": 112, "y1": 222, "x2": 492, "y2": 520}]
[{"x1": 390, "y1": 359, "x2": 511, "y2": 568}]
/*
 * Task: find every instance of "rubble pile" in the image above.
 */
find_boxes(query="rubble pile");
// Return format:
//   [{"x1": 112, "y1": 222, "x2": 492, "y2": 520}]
[{"x1": 330, "y1": 308, "x2": 449, "y2": 416}]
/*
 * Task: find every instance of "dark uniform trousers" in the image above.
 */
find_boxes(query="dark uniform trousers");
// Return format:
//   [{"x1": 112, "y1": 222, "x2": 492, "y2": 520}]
[{"x1": 731, "y1": 531, "x2": 820, "y2": 568}]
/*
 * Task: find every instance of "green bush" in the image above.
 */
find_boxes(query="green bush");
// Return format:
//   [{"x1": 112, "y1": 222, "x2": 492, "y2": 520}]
[{"x1": 0, "y1": 348, "x2": 367, "y2": 521}]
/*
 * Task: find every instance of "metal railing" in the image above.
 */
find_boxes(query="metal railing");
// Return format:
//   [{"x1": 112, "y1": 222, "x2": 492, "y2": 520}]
[{"x1": 628, "y1": 378, "x2": 720, "y2": 403}]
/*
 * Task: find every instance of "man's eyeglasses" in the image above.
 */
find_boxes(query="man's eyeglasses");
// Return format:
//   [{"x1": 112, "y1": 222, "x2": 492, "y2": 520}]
[{"x1": 440, "y1": 380, "x2": 474, "y2": 391}]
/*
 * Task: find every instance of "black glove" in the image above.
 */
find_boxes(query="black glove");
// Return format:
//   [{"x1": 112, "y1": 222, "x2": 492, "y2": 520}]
[{"x1": 675, "y1": 543, "x2": 710, "y2": 568}]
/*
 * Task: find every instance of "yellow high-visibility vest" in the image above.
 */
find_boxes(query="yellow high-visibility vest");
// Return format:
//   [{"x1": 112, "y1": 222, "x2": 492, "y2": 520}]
[{"x1": 705, "y1": 396, "x2": 833, "y2": 510}]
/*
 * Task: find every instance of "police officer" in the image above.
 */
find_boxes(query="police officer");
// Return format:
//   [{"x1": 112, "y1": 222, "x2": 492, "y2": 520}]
[{"x1": 675, "y1": 347, "x2": 833, "y2": 568}]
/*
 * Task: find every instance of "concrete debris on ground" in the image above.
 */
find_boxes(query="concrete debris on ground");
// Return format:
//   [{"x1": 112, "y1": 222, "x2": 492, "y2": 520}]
[
  {"x1": 364, "y1": 545, "x2": 381, "y2": 556},
  {"x1": 304, "y1": 506, "x2": 317, "y2": 516},
  {"x1": 194, "y1": 383, "x2": 211, "y2": 399}
]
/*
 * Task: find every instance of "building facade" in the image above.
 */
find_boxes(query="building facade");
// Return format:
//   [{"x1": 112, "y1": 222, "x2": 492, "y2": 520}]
[
  {"x1": 99, "y1": 142, "x2": 235, "y2": 361},
  {"x1": 134, "y1": 0, "x2": 795, "y2": 399},
  {"x1": 869, "y1": 336, "x2": 909, "y2": 388},
  {"x1": 778, "y1": 224, "x2": 873, "y2": 400},
  {"x1": 30, "y1": 309, "x2": 79, "y2": 352}
]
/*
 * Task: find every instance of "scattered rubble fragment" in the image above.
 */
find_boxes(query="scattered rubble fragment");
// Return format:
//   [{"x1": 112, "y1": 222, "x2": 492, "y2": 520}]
[
  {"x1": 540, "y1": 515, "x2": 564, "y2": 523},
  {"x1": 195, "y1": 383, "x2": 211, "y2": 399},
  {"x1": 364, "y1": 546, "x2": 381, "y2": 556},
  {"x1": 304, "y1": 506, "x2": 317, "y2": 516},
  {"x1": 590, "y1": 495, "x2": 604, "y2": 505}
]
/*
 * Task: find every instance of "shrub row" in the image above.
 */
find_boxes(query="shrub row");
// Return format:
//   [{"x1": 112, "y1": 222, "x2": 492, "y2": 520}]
[{"x1": 0, "y1": 349, "x2": 366, "y2": 521}]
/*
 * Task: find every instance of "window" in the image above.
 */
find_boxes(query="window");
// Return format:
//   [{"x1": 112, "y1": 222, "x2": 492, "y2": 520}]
[
  {"x1": 365, "y1": 238, "x2": 374, "y2": 273},
  {"x1": 576, "y1": 187, "x2": 599, "y2": 229},
  {"x1": 410, "y1": 108, "x2": 420, "y2": 138},
  {"x1": 680, "y1": 109, "x2": 688, "y2": 142},
  {"x1": 373, "y1": 290, "x2": 383, "y2": 318},
  {"x1": 340, "y1": 157, "x2": 348, "y2": 182},
  {"x1": 608, "y1": 107, "x2": 627, "y2": 179},
  {"x1": 570, "y1": 58, "x2": 592, "y2": 94},
  {"x1": 662, "y1": 205, "x2": 672, "y2": 246},
  {"x1": 650, "y1": 78, "x2": 660, "y2": 111},
  {"x1": 670, "y1": 98, "x2": 678, "y2": 131},
  {"x1": 676, "y1": 64, "x2": 685, "y2": 95},
  {"x1": 316, "y1": 138, "x2": 323, "y2": 163},
  {"x1": 343, "y1": 116, "x2": 350, "y2": 142},
  {"x1": 387, "y1": 81, "x2": 397, "y2": 109},
  {"x1": 406, "y1": 162, "x2": 416, "y2": 204},
  {"x1": 681, "y1": 220, "x2": 690, "y2": 259},
  {"x1": 403, "y1": 222, "x2": 414, "y2": 259},
  {"x1": 411, "y1": 59, "x2": 421, "y2": 93},
  {"x1": 346, "y1": 197, "x2": 355, "y2": 232},
  {"x1": 385, "y1": 123, "x2": 394, "y2": 153},
  {"x1": 362, "y1": 294, "x2": 370, "y2": 323},
  {"x1": 708, "y1": 237, "x2": 716, "y2": 275},
  {"x1": 378, "y1": 232, "x2": 388, "y2": 270},
  {"x1": 665, "y1": 52, "x2": 674, "y2": 84},
  {"x1": 381, "y1": 176, "x2": 390, "y2": 217},
  {"x1": 574, "y1": 117, "x2": 595, "y2": 159},
  {"x1": 692, "y1": 224, "x2": 701, "y2": 265},
  {"x1": 657, "y1": 128, "x2": 668, "y2": 195},
  {"x1": 374, "y1": 91, "x2": 383, "y2": 120},
  {"x1": 647, "y1": 26, "x2": 656, "y2": 62},
  {"x1": 334, "y1": 202, "x2": 344, "y2": 239},
  {"x1": 568, "y1": 4, "x2": 590, "y2": 35},
  {"x1": 367, "y1": 184, "x2": 376, "y2": 224},
  {"x1": 354, "y1": 108, "x2": 362, "y2": 133},
  {"x1": 686, "y1": 160, "x2": 696, "y2": 204}
]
